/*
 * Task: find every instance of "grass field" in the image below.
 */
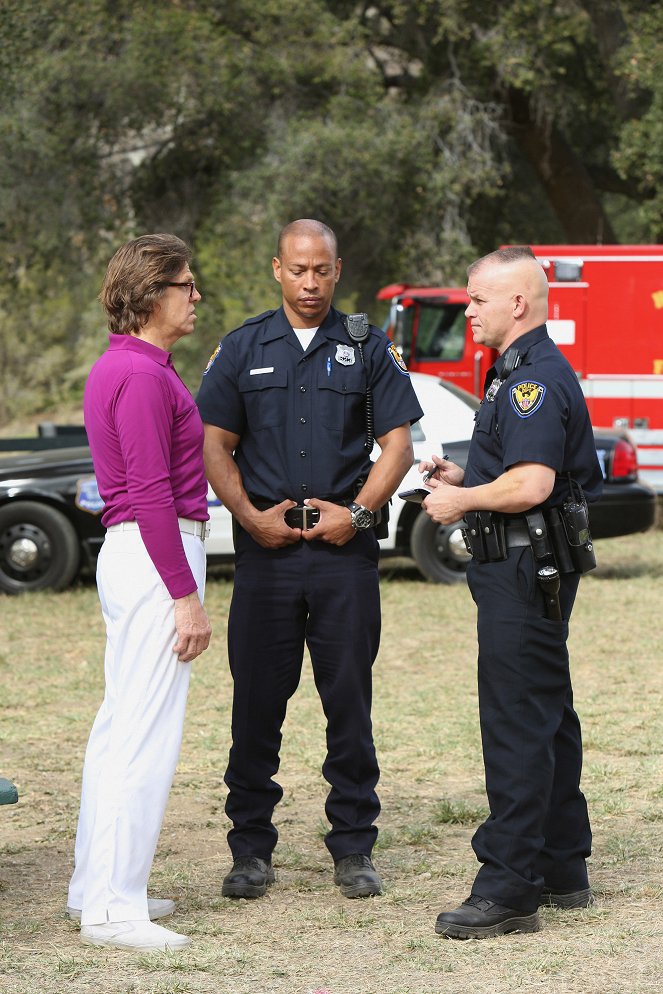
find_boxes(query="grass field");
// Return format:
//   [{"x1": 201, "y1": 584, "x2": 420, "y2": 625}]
[{"x1": 1, "y1": 530, "x2": 662, "y2": 994}]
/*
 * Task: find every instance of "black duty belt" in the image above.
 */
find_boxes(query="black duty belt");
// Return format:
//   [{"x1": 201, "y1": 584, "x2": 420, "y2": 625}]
[
  {"x1": 250, "y1": 495, "x2": 361, "y2": 531},
  {"x1": 462, "y1": 512, "x2": 531, "y2": 562},
  {"x1": 463, "y1": 506, "x2": 594, "y2": 576},
  {"x1": 503, "y1": 518, "x2": 532, "y2": 549}
]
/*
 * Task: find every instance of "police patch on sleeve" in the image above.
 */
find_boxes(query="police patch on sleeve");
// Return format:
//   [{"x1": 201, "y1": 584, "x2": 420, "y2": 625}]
[
  {"x1": 386, "y1": 342, "x2": 409, "y2": 375},
  {"x1": 510, "y1": 380, "x2": 546, "y2": 417},
  {"x1": 75, "y1": 477, "x2": 104, "y2": 515},
  {"x1": 203, "y1": 342, "x2": 222, "y2": 375}
]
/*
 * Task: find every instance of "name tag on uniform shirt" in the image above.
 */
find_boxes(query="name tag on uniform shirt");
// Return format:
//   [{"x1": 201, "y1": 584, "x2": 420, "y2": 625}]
[{"x1": 250, "y1": 367, "x2": 275, "y2": 375}]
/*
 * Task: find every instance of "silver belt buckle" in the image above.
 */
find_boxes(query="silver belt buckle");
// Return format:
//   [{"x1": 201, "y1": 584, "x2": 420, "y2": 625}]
[
  {"x1": 301, "y1": 506, "x2": 318, "y2": 529},
  {"x1": 285, "y1": 505, "x2": 320, "y2": 529},
  {"x1": 193, "y1": 520, "x2": 209, "y2": 540}
]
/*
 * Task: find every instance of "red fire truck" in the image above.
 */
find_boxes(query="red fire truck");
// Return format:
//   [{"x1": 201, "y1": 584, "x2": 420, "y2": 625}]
[{"x1": 378, "y1": 245, "x2": 663, "y2": 492}]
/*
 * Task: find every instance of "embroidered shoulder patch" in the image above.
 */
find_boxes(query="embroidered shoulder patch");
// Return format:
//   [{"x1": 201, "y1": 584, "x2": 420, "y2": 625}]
[
  {"x1": 203, "y1": 342, "x2": 222, "y2": 375},
  {"x1": 510, "y1": 380, "x2": 546, "y2": 417},
  {"x1": 386, "y1": 342, "x2": 409, "y2": 375},
  {"x1": 75, "y1": 477, "x2": 104, "y2": 515}
]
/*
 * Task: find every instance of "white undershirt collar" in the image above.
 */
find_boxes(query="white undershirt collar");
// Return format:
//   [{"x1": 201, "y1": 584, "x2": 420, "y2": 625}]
[{"x1": 292, "y1": 327, "x2": 318, "y2": 350}]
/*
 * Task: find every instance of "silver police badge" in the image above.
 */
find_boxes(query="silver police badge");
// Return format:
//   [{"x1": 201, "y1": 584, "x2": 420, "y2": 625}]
[{"x1": 335, "y1": 344, "x2": 355, "y2": 366}]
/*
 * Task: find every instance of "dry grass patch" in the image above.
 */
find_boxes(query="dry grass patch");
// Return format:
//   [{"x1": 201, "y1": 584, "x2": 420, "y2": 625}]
[{"x1": 1, "y1": 532, "x2": 662, "y2": 993}]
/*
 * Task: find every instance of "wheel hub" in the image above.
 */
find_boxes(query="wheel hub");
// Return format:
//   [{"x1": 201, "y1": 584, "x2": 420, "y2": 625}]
[
  {"x1": 447, "y1": 526, "x2": 471, "y2": 563},
  {"x1": 435, "y1": 524, "x2": 471, "y2": 565},
  {"x1": 1, "y1": 524, "x2": 52, "y2": 576},
  {"x1": 9, "y1": 537, "x2": 41, "y2": 569}
]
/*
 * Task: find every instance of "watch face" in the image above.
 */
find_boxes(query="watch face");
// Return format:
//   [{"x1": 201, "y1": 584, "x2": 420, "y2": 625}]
[{"x1": 351, "y1": 505, "x2": 374, "y2": 529}]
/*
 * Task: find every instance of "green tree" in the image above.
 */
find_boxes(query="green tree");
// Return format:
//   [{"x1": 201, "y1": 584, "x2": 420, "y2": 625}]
[
  {"x1": 612, "y1": 1, "x2": 663, "y2": 240},
  {"x1": 0, "y1": 0, "x2": 661, "y2": 422}
]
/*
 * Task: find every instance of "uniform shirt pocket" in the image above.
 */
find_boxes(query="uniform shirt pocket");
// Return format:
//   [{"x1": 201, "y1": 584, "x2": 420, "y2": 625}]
[
  {"x1": 238, "y1": 368, "x2": 288, "y2": 430},
  {"x1": 474, "y1": 402, "x2": 497, "y2": 436},
  {"x1": 317, "y1": 367, "x2": 366, "y2": 431}
]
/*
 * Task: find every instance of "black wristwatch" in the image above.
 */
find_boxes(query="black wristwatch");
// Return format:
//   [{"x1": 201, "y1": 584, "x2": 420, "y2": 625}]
[{"x1": 348, "y1": 502, "x2": 375, "y2": 530}]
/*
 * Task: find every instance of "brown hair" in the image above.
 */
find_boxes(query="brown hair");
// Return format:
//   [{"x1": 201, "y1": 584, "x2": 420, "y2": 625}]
[
  {"x1": 100, "y1": 233, "x2": 192, "y2": 334},
  {"x1": 467, "y1": 245, "x2": 536, "y2": 278}
]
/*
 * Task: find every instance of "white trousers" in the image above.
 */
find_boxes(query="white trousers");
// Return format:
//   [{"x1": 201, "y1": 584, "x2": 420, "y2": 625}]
[{"x1": 68, "y1": 528, "x2": 206, "y2": 925}]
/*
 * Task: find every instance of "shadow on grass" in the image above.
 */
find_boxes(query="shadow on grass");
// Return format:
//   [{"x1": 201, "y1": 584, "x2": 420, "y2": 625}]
[
  {"x1": 592, "y1": 560, "x2": 663, "y2": 581},
  {"x1": 378, "y1": 557, "x2": 431, "y2": 583}
]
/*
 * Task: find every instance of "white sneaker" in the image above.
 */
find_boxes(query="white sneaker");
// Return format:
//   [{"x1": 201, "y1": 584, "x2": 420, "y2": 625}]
[
  {"x1": 66, "y1": 898, "x2": 176, "y2": 922},
  {"x1": 80, "y1": 920, "x2": 191, "y2": 951}
]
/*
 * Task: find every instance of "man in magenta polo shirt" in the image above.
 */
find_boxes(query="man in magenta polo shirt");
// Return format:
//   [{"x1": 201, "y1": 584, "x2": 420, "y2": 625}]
[{"x1": 67, "y1": 234, "x2": 212, "y2": 953}]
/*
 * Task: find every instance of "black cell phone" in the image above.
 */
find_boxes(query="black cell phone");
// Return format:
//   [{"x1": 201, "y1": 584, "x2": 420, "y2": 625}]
[{"x1": 398, "y1": 487, "x2": 430, "y2": 504}]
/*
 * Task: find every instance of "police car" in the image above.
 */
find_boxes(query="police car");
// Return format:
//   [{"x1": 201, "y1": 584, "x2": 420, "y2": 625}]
[{"x1": 0, "y1": 374, "x2": 656, "y2": 593}]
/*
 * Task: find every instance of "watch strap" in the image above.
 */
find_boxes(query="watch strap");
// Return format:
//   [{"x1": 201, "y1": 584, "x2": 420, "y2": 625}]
[{"x1": 348, "y1": 501, "x2": 376, "y2": 529}]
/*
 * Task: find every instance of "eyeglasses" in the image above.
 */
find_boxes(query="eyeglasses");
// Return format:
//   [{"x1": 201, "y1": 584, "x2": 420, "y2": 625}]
[{"x1": 165, "y1": 280, "x2": 197, "y2": 299}]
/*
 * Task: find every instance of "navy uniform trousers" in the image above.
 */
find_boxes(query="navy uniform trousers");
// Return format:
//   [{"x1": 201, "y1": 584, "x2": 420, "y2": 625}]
[
  {"x1": 224, "y1": 526, "x2": 381, "y2": 862},
  {"x1": 467, "y1": 545, "x2": 592, "y2": 913}
]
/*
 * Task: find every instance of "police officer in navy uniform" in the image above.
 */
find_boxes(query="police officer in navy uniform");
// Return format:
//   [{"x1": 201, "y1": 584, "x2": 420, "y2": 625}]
[
  {"x1": 196, "y1": 219, "x2": 423, "y2": 900},
  {"x1": 421, "y1": 246, "x2": 603, "y2": 939}
]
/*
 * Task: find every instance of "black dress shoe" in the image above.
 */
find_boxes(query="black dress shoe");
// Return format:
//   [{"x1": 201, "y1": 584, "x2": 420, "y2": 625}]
[
  {"x1": 435, "y1": 893, "x2": 541, "y2": 939},
  {"x1": 540, "y1": 886, "x2": 595, "y2": 908},
  {"x1": 222, "y1": 856, "x2": 275, "y2": 898},
  {"x1": 333, "y1": 854, "x2": 383, "y2": 898}
]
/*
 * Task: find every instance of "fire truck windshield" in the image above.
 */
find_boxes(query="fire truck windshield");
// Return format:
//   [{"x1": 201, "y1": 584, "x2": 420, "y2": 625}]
[{"x1": 394, "y1": 300, "x2": 467, "y2": 363}]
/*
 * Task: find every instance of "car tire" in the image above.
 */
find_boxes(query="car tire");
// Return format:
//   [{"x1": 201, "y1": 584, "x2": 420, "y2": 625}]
[
  {"x1": 409, "y1": 510, "x2": 470, "y2": 584},
  {"x1": 0, "y1": 501, "x2": 81, "y2": 594}
]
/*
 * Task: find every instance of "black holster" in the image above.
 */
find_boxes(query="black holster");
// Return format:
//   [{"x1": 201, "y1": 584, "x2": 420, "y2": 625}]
[
  {"x1": 558, "y1": 500, "x2": 597, "y2": 573},
  {"x1": 549, "y1": 477, "x2": 597, "y2": 574},
  {"x1": 547, "y1": 507, "x2": 575, "y2": 573},
  {"x1": 524, "y1": 510, "x2": 562, "y2": 620},
  {"x1": 462, "y1": 511, "x2": 507, "y2": 562},
  {"x1": 374, "y1": 499, "x2": 390, "y2": 539},
  {"x1": 524, "y1": 509, "x2": 551, "y2": 561},
  {"x1": 353, "y1": 476, "x2": 390, "y2": 539}
]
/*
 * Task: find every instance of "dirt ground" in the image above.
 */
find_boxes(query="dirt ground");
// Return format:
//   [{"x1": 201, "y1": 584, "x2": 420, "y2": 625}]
[{"x1": 1, "y1": 537, "x2": 663, "y2": 993}]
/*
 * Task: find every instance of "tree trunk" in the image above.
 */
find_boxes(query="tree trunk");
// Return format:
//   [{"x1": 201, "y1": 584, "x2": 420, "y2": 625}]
[{"x1": 507, "y1": 87, "x2": 618, "y2": 244}]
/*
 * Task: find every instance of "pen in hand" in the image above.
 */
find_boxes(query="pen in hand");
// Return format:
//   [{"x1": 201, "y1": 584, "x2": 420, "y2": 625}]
[{"x1": 424, "y1": 454, "x2": 451, "y2": 483}]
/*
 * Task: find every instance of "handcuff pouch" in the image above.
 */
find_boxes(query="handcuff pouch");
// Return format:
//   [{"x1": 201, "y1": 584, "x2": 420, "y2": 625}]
[{"x1": 462, "y1": 511, "x2": 507, "y2": 562}]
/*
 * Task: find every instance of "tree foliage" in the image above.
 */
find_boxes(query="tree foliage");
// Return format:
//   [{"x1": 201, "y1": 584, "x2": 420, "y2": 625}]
[{"x1": 0, "y1": 0, "x2": 660, "y2": 422}]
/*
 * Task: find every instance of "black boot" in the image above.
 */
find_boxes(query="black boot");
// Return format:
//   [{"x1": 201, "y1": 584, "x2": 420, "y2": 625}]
[
  {"x1": 222, "y1": 856, "x2": 275, "y2": 898},
  {"x1": 435, "y1": 893, "x2": 540, "y2": 939},
  {"x1": 539, "y1": 886, "x2": 595, "y2": 908},
  {"x1": 333, "y1": 854, "x2": 383, "y2": 898}
]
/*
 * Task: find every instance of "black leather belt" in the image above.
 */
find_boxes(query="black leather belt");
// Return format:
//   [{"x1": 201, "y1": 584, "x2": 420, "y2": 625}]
[
  {"x1": 250, "y1": 495, "x2": 367, "y2": 531},
  {"x1": 503, "y1": 518, "x2": 532, "y2": 548},
  {"x1": 284, "y1": 505, "x2": 319, "y2": 529},
  {"x1": 463, "y1": 512, "x2": 540, "y2": 563}
]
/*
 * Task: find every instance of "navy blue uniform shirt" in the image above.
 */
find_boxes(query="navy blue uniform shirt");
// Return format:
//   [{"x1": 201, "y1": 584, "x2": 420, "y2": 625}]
[
  {"x1": 196, "y1": 306, "x2": 423, "y2": 502},
  {"x1": 465, "y1": 324, "x2": 603, "y2": 508}
]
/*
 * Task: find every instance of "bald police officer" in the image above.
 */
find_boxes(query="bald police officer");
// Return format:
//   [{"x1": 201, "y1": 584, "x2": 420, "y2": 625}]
[
  {"x1": 197, "y1": 219, "x2": 423, "y2": 900},
  {"x1": 421, "y1": 246, "x2": 603, "y2": 939}
]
